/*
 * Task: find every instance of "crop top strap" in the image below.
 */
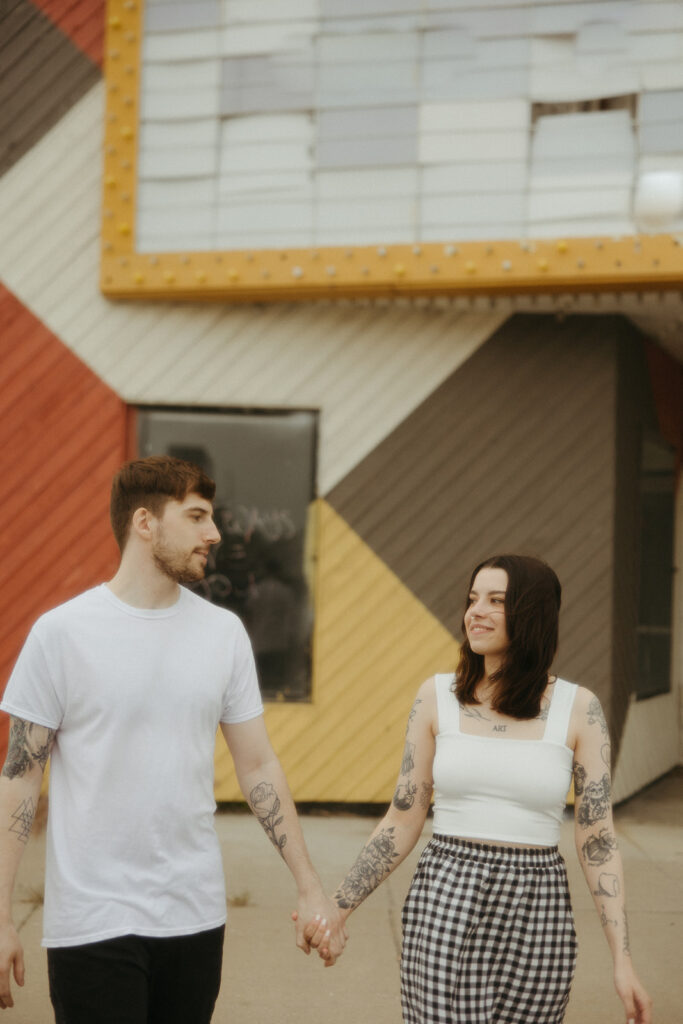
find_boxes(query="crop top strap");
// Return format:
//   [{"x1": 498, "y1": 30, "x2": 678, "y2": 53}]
[
  {"x1": 543, "y1": 678, "x2": 578, "y2": 746},
  {"x1": 434, "y1": 673, "x2": 460, "y2": 734}
]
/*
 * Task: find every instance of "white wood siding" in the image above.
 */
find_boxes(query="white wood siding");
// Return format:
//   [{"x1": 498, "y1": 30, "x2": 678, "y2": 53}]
[{"x1": 0, "y1": 84, "x2": 505, "y2": 495}]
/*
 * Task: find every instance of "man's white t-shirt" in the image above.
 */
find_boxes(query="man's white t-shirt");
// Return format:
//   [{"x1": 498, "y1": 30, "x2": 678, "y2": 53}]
[{"x1": 0, "y1": 584, "x2": 264, "y2": 948}]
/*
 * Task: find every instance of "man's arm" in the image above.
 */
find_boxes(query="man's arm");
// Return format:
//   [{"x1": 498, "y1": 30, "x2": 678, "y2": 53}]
[
  {"x1": 572, "y1": 690, "x2": 652, "y2": 1024},
  {"x1": 220, "y1": 716, "x2": 347, "y2": 962},
  {"x1": 0, "y1": 717, "x2": 55, "y2": 1010}
]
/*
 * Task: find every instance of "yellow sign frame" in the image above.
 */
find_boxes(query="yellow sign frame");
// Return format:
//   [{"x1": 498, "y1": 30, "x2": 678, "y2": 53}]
[{"x1": 101, "y1": 0, "x2": 683, "y2": 302}]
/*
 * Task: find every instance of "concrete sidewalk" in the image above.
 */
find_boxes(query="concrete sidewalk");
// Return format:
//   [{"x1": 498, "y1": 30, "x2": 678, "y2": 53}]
[{"x1": 8, "y1": 768, "x2": 682, "y2": 1023}]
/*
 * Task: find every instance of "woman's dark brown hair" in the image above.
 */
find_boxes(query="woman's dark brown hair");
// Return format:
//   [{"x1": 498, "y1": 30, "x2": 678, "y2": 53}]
[{"x1": 454, "y1": 554, "x2": 562, "y2": 719}]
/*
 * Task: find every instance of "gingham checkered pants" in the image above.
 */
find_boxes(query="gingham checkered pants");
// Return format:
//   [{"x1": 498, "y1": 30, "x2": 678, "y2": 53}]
[{"x1": 401, "y1": 836, "x2": 577, "y2": 1024}]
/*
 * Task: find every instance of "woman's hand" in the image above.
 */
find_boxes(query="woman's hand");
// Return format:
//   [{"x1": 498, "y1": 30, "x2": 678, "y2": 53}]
[
  {"x1": 291, "y1": 909, "x2": 349, "y2": 967},
  {"x1": 614, "y1": 961, "x2": 652, "y2": 1024}
]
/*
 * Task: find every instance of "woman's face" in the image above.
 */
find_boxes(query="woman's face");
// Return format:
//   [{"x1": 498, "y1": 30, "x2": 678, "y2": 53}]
[{"x1": 464, "y1": 567, "x2": 509, "y2": 662}]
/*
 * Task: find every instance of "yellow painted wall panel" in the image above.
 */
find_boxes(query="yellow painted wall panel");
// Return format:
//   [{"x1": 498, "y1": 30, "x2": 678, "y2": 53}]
[{"x1": 214, "y1": 499, "x2": 459, "y2": 803}]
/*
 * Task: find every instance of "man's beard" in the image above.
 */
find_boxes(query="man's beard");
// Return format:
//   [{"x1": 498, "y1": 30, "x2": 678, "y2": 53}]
[{"x1": 152, "y1": 538, "x2": 206, "y2": 585}]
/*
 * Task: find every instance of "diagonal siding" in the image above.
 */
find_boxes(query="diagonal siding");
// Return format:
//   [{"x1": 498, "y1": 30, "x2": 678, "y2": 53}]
[
  {"x1": 0, "y1": 0, "x2": 101, "y2": 175},
  {"x1": 0, "y1": 284, "x2": 128, "y2": 763},
  {"x1": 30, "y1": 0, "x2": 106, "y2": 65},
  {"x1": 327, "y1": 313, "x2": 625, "y2": 750}
]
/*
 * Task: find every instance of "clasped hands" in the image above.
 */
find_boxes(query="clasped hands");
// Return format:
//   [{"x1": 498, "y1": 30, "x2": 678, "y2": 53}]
[{"x1": 291, "y1": 901, "x2": 349, "y2": 968}]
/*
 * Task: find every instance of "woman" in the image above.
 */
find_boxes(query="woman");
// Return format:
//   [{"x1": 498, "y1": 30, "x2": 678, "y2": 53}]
[{"x1": 307, "y1": 554, "x2": 652, "y2": 1023}]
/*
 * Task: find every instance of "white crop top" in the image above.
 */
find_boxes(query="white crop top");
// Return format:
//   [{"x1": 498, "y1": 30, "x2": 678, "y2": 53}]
[{"x1": 432, "y1": 674, "x2": 577, "y2": 847}]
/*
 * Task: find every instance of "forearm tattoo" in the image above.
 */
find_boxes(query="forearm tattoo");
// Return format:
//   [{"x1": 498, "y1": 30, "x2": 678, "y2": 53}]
[
  {"x1": 593, "y1": 872, "x2": 620, "y2": 898},
  {"x1": 2, "y1": 719, "x2": 55, "y2": 780},
  {"x1": 581, "y1": 828, "x2": 618, "y2": 866},
  {"x1": 600, "y1": 904, "x2": 618, "y2": 930},
  {"x1": 9, "y1": 797, "x2": 36, "y2": 844},
  {"x1": 622, "y1": 908, "x2": 631, "y2": 955},
  {"x1": 334, "y1": 827, "x2": 400, "y2": 910},
  {"x1": 249, "y1": 782, "x2": 287, "y2": 857}
]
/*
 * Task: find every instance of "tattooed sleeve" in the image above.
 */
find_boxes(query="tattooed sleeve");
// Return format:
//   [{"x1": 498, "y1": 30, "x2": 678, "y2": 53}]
[
  {"x1": 2, "y1": 718, "x2": 55, "y2": 780},
  {"x1": 249, "y1": 782, "x2": 287, "y2": 857},
  {"x1": 587, "y1": 697, "x2": 608, "y2": 736},
  {"x1": 9, "y1": 797, "x2": 36, "y2": 844},
  {"x1": 576, "y1": 772, "x2": 611, "y2": 829},
  {"x1": 334, "y1": 827, "x2": 400, "y2": 910}
]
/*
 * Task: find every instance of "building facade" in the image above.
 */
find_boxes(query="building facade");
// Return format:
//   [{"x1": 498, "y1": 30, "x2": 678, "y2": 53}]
[{"x1": 1, "y1": 0, "x2": 682, "y2": 804}]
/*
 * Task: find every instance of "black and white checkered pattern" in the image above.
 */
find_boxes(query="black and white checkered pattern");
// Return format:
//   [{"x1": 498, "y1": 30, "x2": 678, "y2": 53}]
[{"x1": 401, "y1": 836, "x2": 577, "y2": 1023}]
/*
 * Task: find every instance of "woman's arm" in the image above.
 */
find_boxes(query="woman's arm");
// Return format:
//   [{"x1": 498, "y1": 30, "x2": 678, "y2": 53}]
[
  {"x1": 571, "y1": 688, "x2": 652, "y2": 1024},
  {"x1": 305, "y1": 678, "x2": 436, "y2": 960}
]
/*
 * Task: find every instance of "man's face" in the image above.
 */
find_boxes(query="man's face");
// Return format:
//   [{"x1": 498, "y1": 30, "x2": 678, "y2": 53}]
[{"x1": 150, "y1": 492, "x2": 221, "y2": 584}]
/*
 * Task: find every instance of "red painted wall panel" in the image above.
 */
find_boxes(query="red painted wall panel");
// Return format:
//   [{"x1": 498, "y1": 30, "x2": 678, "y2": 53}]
[{"x1": 0, "y1": 284, "x2": 128, "y2": 764}]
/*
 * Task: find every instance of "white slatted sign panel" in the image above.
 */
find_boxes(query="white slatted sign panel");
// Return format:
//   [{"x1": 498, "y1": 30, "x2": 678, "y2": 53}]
[{"x1": 135, "y1": 1, "x2": 683, "y2": 252}]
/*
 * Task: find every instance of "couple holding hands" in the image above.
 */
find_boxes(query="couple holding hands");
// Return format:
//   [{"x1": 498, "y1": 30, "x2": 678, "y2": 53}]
[{"x1": 0, "y1": 457, "x2": 650, "y2": 1024}]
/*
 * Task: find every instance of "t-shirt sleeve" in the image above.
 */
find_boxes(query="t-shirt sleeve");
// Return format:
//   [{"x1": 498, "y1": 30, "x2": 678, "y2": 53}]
[
  {"x1": 0, "y1": 623, "x2": 64, "y2": 730},
  {"x1": 220, "y1": 618, "x2": 264, "y2": 724}
]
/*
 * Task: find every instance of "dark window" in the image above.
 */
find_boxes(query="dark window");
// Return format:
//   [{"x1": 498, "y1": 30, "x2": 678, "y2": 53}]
[
  {"x1": 138, "y1": 406, "x2": 318, "y2": 702},
  {"x1": 635, "y1": 430, "x2": 675, "y2": 700}
]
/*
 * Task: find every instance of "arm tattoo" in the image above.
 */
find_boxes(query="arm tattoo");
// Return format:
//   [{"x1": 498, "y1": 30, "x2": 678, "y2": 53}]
[
  {"x1": 249, "y1": 782, "x2": 287, "y2": 857},
  {"x1": 593, "y1": 872, "x2": 620, "y2": 898},
  {"x1": 400, "y1": 740, "x2": 415, "y2": 775},
  {"x1": 577, "y1": 773, "x2": 611, "y2": 829},
  {"x1": 622, "y1": 908, "x2": 631, "y2": 956},
  {"x1": 581, "y1": 828, "x2": 617, "y2": 866},
  {"x1": 587, "y1": 697, "x2": 608, "y2": 736},
  {"x1": 9, "y1": 797, "x2": 36, "y2": 844},
  {"x1": 2, "y1": 719, "x2": 55, "y2": 780},
  {"x1": 573, "y1": 761, "x2": 586, "y2": 796},
  {"x1": 392, "y1": 781, "x2": 417, "y2": 810},
  {"x1": 406, "y1": 699, "x2": 422, "y2": 732},
  {"x1": 333, "y1": 827, "x2": 400, "y2": 910},
  {"x1": 600, "y1": 904, "x2": 618, "y2": 929},
  {"x1": 419, "y1": 781, "x2": 432, "y2": 810},
  {"x1": 601, "y1": 743, "x2": 611, "y2": 769}
]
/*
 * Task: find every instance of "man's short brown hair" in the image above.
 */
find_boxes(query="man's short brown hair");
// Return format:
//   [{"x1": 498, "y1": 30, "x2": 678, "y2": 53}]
[{"x1": 110, "y1": 455, "x2": 216, "y2": 551}]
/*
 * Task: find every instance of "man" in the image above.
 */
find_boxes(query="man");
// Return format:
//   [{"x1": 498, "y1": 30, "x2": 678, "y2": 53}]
[{"x1": 0, "y1": 456, "x2": 345, "y2": 1022}]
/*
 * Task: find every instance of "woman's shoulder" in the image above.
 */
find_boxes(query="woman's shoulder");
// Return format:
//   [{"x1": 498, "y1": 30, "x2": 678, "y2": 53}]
[
  {"x1": 412, "y1": 675, "x2": 445, "y2": 731},
  {"x1": 566, "y1": 685, "x2": 608, "y2": 748},
  {"x1": 415, "y1": 675, "x2": 438, "y2": 701},
  {"x1": 419, "y1": 673, "x2": 458, "y2": 701},
  {"x1": 569, "y1": 684, "x2": 605, "y2": 718}
]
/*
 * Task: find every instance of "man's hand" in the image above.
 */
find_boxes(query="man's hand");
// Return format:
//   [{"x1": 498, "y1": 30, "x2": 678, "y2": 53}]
[{"x1": 0, "y1": 923, "x2": 25, "y2": 1009}]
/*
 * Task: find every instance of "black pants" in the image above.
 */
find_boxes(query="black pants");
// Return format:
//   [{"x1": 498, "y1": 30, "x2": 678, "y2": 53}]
[{"x1": 47, "y1": 926, "x2": 225, "y2": 1024}]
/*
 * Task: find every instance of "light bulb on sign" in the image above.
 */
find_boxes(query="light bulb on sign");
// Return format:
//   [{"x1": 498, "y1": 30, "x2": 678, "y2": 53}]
[{"x1": 633, "y1": 172, "x2": 683, "y2": 230}]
